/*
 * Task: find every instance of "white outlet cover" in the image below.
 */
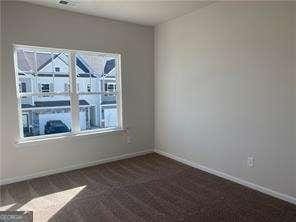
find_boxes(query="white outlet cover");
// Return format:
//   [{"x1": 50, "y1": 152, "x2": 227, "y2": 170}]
[
  {"x1": 127, "y1": 136, "x2": 132, "y2": 144},
  {"x1": 247, "y1": 157, "x2": 254, "y2": 167}
]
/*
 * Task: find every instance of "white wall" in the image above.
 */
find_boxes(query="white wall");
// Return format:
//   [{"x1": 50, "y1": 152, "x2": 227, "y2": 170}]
[
  {"x1": 293, "y1": 2, "x2": 296, "y2": 193},
  {"x1": 155, "y1": 1, "x2": 296, "y2": 197},
  {"x1": 0, "y1": 1, "x2": 154, "y2": 182}
]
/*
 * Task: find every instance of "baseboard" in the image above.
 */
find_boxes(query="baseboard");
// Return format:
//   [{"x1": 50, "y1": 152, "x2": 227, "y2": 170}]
[
  {"x1": 0, "y1": 149, "x2": 154, "y2": 186},
  {"x1": 155, "y1": 149, "x2": 296, "y2": 205}
]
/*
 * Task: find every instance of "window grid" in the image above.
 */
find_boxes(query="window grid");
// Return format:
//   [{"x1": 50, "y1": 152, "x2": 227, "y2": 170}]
[{"x1": 14, "y1": 45, "x2": 122, "y2": 140}]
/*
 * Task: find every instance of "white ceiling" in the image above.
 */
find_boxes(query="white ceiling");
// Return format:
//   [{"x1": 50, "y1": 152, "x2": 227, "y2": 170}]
[{"x1": 22, "y1": 0, "x2": 214, "y2": 26}]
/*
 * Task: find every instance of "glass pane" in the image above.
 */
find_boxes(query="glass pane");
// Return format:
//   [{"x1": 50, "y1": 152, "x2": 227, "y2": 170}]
[
  {"x1": 16, "y1": 49, "x2": 36, "y2": 93},
  {"x1": 18, "y1": 78, "x2": 32, "y2": 93},
  {"x1": 101, "y1": 58, "x2": 117, "y2": 93},
  {"x1": 20, "y1": 95, "x2": 71, "y2": 137},
  {"x1": 75, "y1": 53, "x2": 118, "y2": 93},
  {"x1": 15, "y1": 48, "x2": 70, "y2": 94},
  {"x1": 78, "y1": 94, "x2": 118, "y2": 131}
]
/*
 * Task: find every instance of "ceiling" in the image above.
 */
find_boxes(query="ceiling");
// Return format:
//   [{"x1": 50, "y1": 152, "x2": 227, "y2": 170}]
[{"x1": 22, "y1": 0, "x2": 214, "y2": 26}]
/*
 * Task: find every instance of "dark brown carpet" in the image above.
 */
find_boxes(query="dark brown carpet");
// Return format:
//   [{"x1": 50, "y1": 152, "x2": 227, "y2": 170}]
[{"x1": 1, "y1": 153, "x2": 295, "y2": 222}]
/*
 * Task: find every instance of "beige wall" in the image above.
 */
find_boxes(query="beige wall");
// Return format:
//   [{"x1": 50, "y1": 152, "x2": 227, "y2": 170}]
[
  {"x1": 155, "y1": 1, "x2": 296, "y2": 197},
  {"x1": 0, "y1": 1, "x2": 154, "y2": 182}
]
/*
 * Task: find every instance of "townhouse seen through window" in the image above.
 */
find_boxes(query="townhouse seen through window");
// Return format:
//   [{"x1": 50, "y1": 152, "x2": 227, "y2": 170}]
[{"x1": 14, "y1": 45, "x2": 122, "y2": 139}]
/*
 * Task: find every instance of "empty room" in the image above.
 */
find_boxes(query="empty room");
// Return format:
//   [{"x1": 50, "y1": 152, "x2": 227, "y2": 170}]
[{"x1": 0, "y1": 0, "x2": 295, "y2": 221}]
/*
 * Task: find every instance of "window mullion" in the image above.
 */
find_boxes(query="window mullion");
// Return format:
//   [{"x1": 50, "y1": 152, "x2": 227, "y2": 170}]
[
  {"x1": 69, "y1": 52, "x2": 80, "y2": 133},
  {"x1": 13, "y1": 48, "x2": 24, "y2": 138},
  {"x1": 116, "y1": 56, "x2": 123, "y2": 129}
]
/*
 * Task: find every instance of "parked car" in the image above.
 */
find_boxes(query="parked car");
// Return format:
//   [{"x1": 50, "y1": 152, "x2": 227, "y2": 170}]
[{"x1": 44, "y1": 120, "x2": 70, "y2": 134}]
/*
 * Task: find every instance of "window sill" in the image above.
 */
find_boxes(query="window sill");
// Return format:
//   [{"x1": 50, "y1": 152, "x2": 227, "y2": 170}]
[{"x1": 15, "y1": 128, "x2": 125, "y2": 148}]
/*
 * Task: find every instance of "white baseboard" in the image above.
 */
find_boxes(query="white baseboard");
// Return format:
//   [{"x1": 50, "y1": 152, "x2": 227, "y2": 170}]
[
  {"x1": 155, "y1": 149, "x2": 296, "y2": 205},
  {"x1": 0, "y1": 149, "x2": 154, "y2": 186}
]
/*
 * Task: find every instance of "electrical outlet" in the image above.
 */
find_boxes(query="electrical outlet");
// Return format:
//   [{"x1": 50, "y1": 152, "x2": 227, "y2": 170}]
[
  {"x1": 127, "y1": 136, "x2": 132, "y2": 144},
  {"x1": 247, "y1": 157, "x2": 254, "y2": 168}
]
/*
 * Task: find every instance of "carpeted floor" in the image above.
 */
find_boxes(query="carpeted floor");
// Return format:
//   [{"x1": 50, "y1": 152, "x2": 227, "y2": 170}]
[{"x1": 0, "y1": 153, "x2": 295, "y2": 222}]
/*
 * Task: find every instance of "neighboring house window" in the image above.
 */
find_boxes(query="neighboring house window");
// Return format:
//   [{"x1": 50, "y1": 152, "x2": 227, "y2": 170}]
[
  {"x1": 108, "y1": 83, "x2": 116, "y2": 92},
  {"x1": 87, "y1": 84, "x2": 91, "y2": 92},
  {"x1": 19, "y1": 82, "x2": 27, "y2": 93},
  {"x1": 41, "y1": 84, "x2": 50, "y2": 93},
  {"x1": 14, "y1": 45, "x2": 122, "y2": 140},
  {"x1": 104, "y1": 83, "x2": 116, "y2": 92}
]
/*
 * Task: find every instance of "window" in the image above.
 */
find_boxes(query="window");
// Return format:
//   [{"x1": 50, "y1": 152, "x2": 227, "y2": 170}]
[
  {"x1": 87, "y1": 84, "x2": 91, "y2": 92},
  {"x1": 14, "y1": 45, "x2": 122, "y2": 140},
  {"x1": 104, "y1": 82, "x2": 116, "y2": 92},
  {"x1": 41, "y1": 84, "x2": 50, "y2": 93},
  {"x1": 19, "y1": 82, "x2": 27, "y2": 93}
]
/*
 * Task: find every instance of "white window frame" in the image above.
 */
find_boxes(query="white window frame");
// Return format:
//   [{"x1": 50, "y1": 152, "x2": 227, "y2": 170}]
[{"x1": 13, "y1": 44, "x2": 123, "y2": 142}]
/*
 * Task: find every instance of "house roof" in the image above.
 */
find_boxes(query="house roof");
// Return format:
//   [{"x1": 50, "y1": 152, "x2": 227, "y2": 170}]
[
  {"x1": 17, "y1": 50, "x2": 116, "y2": 77},
  {"x1": 16, "y1": 50, "x2": 35, "y2": 73},
  {"x1": 101, "y1": 100, "x2": 116, "y2": 105},
  {"x1": 16, "y1": 51, "x2": 65, "y2": 73},
  {"x1": 37, "y1": 53, "x2": 60, "y2": 71},
  {"x1": 104, "y1": 59, "x2": 116, "y2": 75},
  {"x1": 21, "y1": 100, "x2": 89, "y2": 109},
  {"x1": 76, "y1": 56, "x2": 90, "y2": 73},
  {"x1": 22, "y1": 99, "x2": 116, "y2": 109},
  {"x1": 32, "y1": 73, "x2": 97, "y2": 78}
]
